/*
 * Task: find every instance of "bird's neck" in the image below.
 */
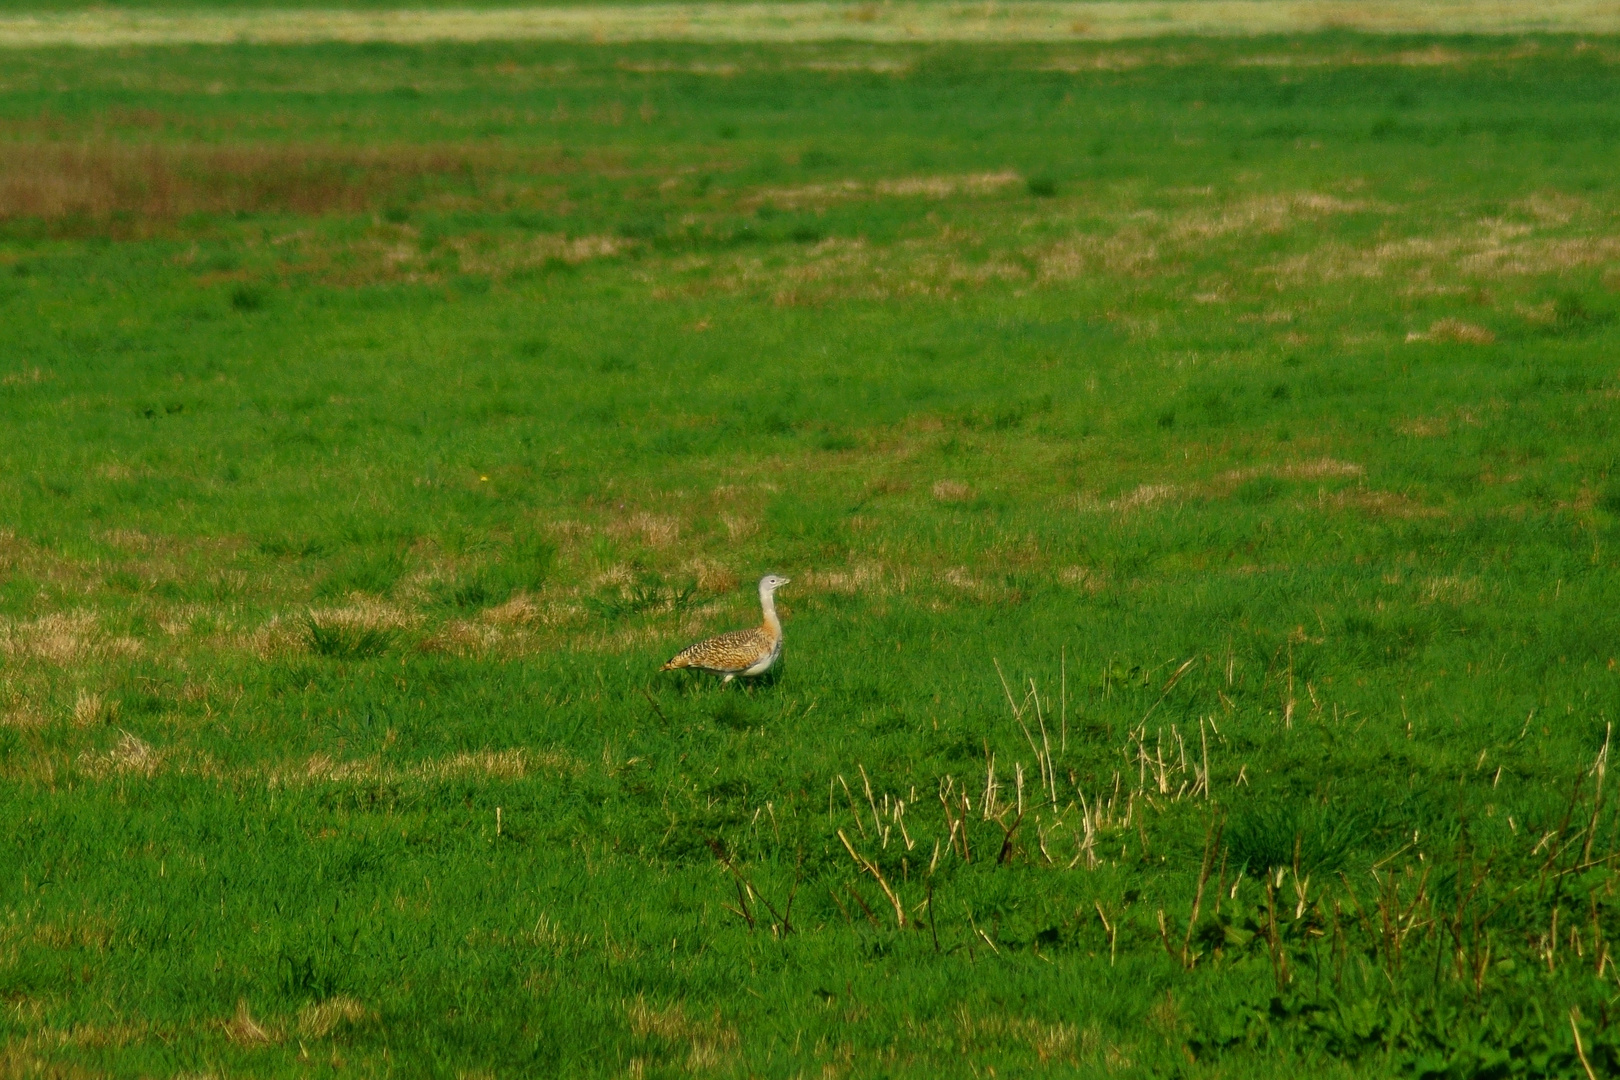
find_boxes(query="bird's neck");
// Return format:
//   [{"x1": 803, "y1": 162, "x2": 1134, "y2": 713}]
[{"x1": 759, "y1": 587, "x2": 782, "y2": 637}]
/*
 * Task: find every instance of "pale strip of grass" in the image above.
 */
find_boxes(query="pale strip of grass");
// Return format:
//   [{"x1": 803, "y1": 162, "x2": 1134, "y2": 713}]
[{"x1": 1, "y1": 0, "x2": 1618, "y2": 48}]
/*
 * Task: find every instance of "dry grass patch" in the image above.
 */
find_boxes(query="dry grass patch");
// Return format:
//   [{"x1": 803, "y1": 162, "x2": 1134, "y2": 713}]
[
  {"x1": 297, "y1": 997, "x2": 373, "y2": 1040},
  {"x1": 422, "y1": 618, "x2": 504, "y2": 656},
  {"x1": 801, "y1": 560, "x2": 887, "y2": 596},
  {"x1": 1459, "y1": 234, "x2": 1620, "y2": 276},
  {"x1": 1397, "y1": 416, "x2": 1451, "y2": 437},
  {"x1": 1324, "y1": 489, "x2": 1446, "y2": 519},
  {"x1": 1407, "y1": 318, "x2": 1496, "y2": 344},
  {"x1": 1280, "y1": 458, "x2": 1365, "y2": 480},
  {"x1": 1059, "y1": 566, "x2": 1109, "y2": 594},
  {"x1": 443, "y1": 231, "x2": 630, "y2": 278},
  {"x1": 932, "y1": 479, "x2": 974, "y2": 503},
  {"x1": 1, "y1": 704, "x2": 47, "y2": 730},
  {"x1": 1112, "y1": 484, "x2": 1177, "y2": 511},
  {"x1": 223, "y1": 1000, "x2": 279, "y2": 1048},
  {"x1": 301, "y1": 599, "x2": 417, "y2": 634},
  {"x1": 481, "y1": 594, "x2": 543, "y2": 626},
  {"x1": 1421, "y1": 575, "x2": 1483, "y2": 605},
  {"x1": 1268, "y1": 214, "x2": 1620, "y2": 286},
  {"x1": 683, "y1": 559, "x2": 739, "y2": 593},
  {"x1": 1224, "y1": 458, "x2": 1365, "y2": 483},
  {"x1": 625, "y1": 997, "x2": 739, "y2": 1072},
  {"x1": 0, "y1": 612, "x2": 127, "y2": 665},
  {"x1": 72, "y1": 691, "x2": 118, "y2": 728},
  {"x1": 719, "y1": 513, "x2": 759, "y2": 541},
  {"x1": 279, "y1": 747, "x2": 582, "y2": 788},
  {"x1": 754, "y1": 170, "x2": 1020, "y2": 210},
  {"x1": 15, "y1": 1019, "x2": 154, "y2": 1053},
  {"x1": 955, "y1": 1009, "x2": 1082, "y2": 1065},
  {"x1": 608, "y1": 512, "x2": 682, "y2": 549},
  {"x1": 2, "y1": 365, "x2": 52, "y2": 386},
  {"x1": 1518, "y1": 191, "x2": 1591, "y2": 226},
  {"x1": 421, "y1": 749, "x2": 545, "y2": 780},
  {"x1": 75, "y1": 730, "x2": 164, "y2": 778},
  {"x1": 0, "y1": 142, "x2": 549, "y2": 222},
  {"x1": 29, "y1": 913, "x2": 117, "y2": 952},
  {"x1": 704, "y1": 235, "x2": 1029, "y2": 306},
  {"x1": 1164, "y1": 192, "x2": 1370, "y2": 243},
  {"x1": 1041, "y1": 51, "x2": 1153, "y2": 71},
  {"x1": 5, "y1": 2, "x2": 1618, "y2": 48},
  {"x1": 1037, "y1": 192, "x2": 1368, "y2": 285}
]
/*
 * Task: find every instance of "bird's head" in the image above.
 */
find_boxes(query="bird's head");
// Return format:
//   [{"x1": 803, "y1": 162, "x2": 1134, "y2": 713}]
[{"x1": 759, "y1": 573, "x2": 791, "y2": 593}]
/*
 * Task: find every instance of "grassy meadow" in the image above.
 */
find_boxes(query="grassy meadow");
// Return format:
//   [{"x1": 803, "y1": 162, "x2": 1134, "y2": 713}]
[{"x1": 2, "y1": 28, "x2": 1620, "y2": 1077}]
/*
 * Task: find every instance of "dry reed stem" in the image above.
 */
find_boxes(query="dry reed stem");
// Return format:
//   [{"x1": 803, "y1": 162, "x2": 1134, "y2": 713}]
[
  {"x1": 837, "y1": 829, "x2": 906, "y2": 928},
  {"x1": 1572, "y1": 1008, "x2": 1599, "y2": 1080}
]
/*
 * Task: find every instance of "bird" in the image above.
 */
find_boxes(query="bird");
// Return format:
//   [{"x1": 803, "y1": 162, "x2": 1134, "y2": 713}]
[{"x1": 662, "y1": 574, "x2": 790, "y2": 683}]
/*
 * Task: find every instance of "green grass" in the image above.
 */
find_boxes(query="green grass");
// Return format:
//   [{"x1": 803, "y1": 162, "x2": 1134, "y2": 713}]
[{"x1": 2, "y1": 32, "x2": 1620, "y2": 1077}]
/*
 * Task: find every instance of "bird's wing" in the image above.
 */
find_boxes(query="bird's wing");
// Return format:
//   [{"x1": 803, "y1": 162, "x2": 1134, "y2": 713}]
[{"x1": 664, "y1": 627, "x2": 772, "y2": 671}]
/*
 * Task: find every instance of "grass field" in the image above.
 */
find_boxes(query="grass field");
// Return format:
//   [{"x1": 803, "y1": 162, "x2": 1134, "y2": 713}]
[
  {"x1": 3, "y1": 3, "x2": 1620, "y2": 46},
  {"x1": 2, "y1": 24, "x2": 1620, "y2": 1078}
]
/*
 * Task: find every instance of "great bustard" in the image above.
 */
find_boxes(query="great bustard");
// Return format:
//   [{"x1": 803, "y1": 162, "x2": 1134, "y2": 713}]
[{"x1": 662, "y1": 574, "x2": 789, "y2": 682}]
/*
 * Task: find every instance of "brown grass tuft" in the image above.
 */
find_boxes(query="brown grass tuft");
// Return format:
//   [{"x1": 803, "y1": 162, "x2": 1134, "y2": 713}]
[
  {"x1": 1408, "y1": 318, "x2": 1496, "y2": 344},
  {"x1": 1280, "y1": 458, "x2": 1365, "y2": 479},
  {"x1": 0, "y1": 612, "x2": 103, "y2": 665},
  {"x1": 955, "y1": 1009, "x2": 1080, "y2": 1064},
  {"x1": 422, "y1": 618, "x2": 502, "y2": 655},
  {"x1": 625, "y1": 997, "x2": 739, "y2": 1071},
  {"x1": 31, "y1": 913, "x2": 116, "y2": 952},
  {"x1": 803, "y1": 561, "x2": 885, "y2": 595},
  {"x1": 223, "y1": 999, "x2": 278, "y2": 1047},
  {"x1": 1165, "y1": 192, "x2": 1368, "y2": 243},
  {"x1": 932, "y1": 479, "x2": 974, "y2": 503},
  {"x1": 72, "y1": 691, "x2": 117, "y2": 728},
  {"x1": 418, "y1": 749, "x2": 538, "y2": 781},
  {"x1": 1, "y1": 366, "x2": 52, "y2": 386},
  {"x1": 76, "y1": 730, "x2": 162, "y2": 778},
  {"x1": 755, "y1": 170, "x2": 1019, "y2": 209},
  {"x1": 685, "y1": 559, "x2": 739, "y2": 593},
  {"x1": 608, "y1": 512, "x2": 681, "y2": 549},
  {"x1": 1, "y1": 704, "x2": 47, "y2": 730},
  {"x1": 1059, "y1": 566, "x2": 1108, "y2": 594},
  {"x1": 1113, "y1": 484, "x2": 1176, "y2": 511},
  {"x1": 719, "y1": 514, "x2": 758, "y2": 541},
  {"x1": 0, "y1": 142, "x2": 552, "y2": 222},
  {"x1": 481, "y1": 595, "x2": 541, "y2": 626},
  {"x1": 1421, "y1": 575, "x2": 1483, "y2": 605},
  {"x1": 296, "y1": 996, "x2": 372, "y2": 1039},
  {"x1": 1325, "y1": 489, "x2": 1446, "y2": 519},
  {"x1": 280, "y1": 747, "x2": 580, "y2": 788},
  {"x1": 1224, "y1": 458, "x2": 1366, "y2": 483},
  {"x1": 1397, "y1": 416, "x2": 1451, "y2": 437}
]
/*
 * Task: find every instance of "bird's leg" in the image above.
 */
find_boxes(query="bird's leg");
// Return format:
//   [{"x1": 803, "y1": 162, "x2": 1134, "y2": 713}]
[{"x1": 722, "y1": 673, "x2": 735, "y2": 685}]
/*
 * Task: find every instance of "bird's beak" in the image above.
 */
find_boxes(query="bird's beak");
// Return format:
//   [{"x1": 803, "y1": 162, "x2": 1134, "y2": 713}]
[{"x1": 779, "y1": 577, "x2": 791, "y2": 586}]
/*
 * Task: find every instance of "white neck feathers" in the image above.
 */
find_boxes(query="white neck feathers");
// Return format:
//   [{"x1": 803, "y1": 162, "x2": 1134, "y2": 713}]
[{"x1": 759, "y1": 583, "x2": 782, "y2": 636}]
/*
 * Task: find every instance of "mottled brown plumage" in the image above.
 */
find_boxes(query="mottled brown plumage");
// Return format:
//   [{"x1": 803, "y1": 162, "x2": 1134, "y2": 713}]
[{"x1": 663, "y1": 574, "x2": 788, "y2": 682}]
